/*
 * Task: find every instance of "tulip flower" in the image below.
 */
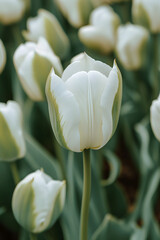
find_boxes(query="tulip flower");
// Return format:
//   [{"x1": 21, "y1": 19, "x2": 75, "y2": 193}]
[
  {"x1": 23, "y1": 9, "x2": 70, "y2": 59},
  {"x1": 55, "y1": 0, "x2": 92, "y2": 28},
  {"x1": 12, "y1": 170, "x2": 66, "y2": 233},
  {"x1": 150, "y1": 95, "x2": 160, "y2": 141},
  {"x1": 0, "y1": 101, "x2": 26, "y2": 161},
  {"x1": 46, "y1": 53, "x2": 122, "y2": 152},
  {"x1": 132, "y1": 0, "x2": 160, "y2": 33},
  {"x1": 78, "y1": 6, "x2": 120, "y2": 54},
  {"x1": 14, "y1": 37, "x2": 63, "y2": 101},
  {"x1": 0, "y1": 0, "x2": 28, "y2": 25},
  {"x1": 116, "y1": 23, "x2": 149, "y2": 70},
  {"x1": 0, "y1": 39, "x2": 6, "y2": 74}
]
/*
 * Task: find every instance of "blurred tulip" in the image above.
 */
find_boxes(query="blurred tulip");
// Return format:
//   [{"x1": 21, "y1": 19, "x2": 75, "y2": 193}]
[
  {"x1": 150, "y1": 95, "x2": 160, "y2": 141},
  {"x1": 0, "y1": 0, "x2": 28, "y2": 25},
  {"x1": 55, "y1": 0, "x2": 92, "y2": 28},
  {"x1": 132, "y1": 0, "x2": 160, "y2": 33},
  {"x1": 0, "y1": 39, "x2": 6, "y2": 74},
  {"x1": 116, "y1": 23, "x2": 149, "y2": 70},
  {"x1": 0, "y1": 101, "x2": 26, "y2": 161},
  {"x1": 14, "y1": 37, "x2": 63, "y2": 101},
  {"x1": 23, "y1": 9, "x2": 70, "y2": 59},
  {"x1": 78, "y1": 6, "x2": 120, "y2": 54},
  {"x1": 46, "y1": 53, "x2": 122, "y2": 152},
  {"x1": 12, "y1": 170, "x2": 66, "y2": 233}
]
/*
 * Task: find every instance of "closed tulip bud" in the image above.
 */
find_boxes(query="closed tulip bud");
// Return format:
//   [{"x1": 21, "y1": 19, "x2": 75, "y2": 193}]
[
  {"x1": 116, "y1": 23, "x2": 149, "y2": 70},
  {"x1": 132, "y1": 0, "x2": 160, "y2": 33},
  {"x1": 0, "y1": 0, "x2": 28, "y2": 25},
  {"x1": 46, "y1": 53, "x2": 122, "y2": 152},
  {"x1": 150, "y1": 95, "x2": 160, "y2": 141},
  {"x1": 23, "y1": 9, "x2": 70, "y2": 59},
  {"x1": 55, "y1": 0, "x2": 92, "y2": 28},
  {"x1": 12, "y1": 170, "x2": 66, "y2": 233},
  {"x1": 14, "y1": 37, "x2": 63, "y2": 101},
  {"x1": 0, "y1": 39, "x2": 6, "y2": 74},
  {"x1": 0, "y1": 101, "x2": 26, "y2": 161},
  {"x1": 78, "y1": 6, "x2": 120, "y2": 54}
]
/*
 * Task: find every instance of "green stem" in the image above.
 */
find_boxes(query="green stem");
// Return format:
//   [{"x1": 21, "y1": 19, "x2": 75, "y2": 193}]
[
  {"x1": 30, "y1": 233, "x2": 37, "y2": 240},
  {"x1": 153, "y1": 34, "x2": 159, "y2": 98},
  {"x1": 80, "y1": 149, "x2": 91, "y2": 240},
  {"x1": 10, "y1": 162, "x2": 20, "y2": 185}
]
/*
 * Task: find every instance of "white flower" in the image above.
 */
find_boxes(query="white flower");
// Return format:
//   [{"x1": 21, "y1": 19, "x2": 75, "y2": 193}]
[
  {"x1": 0, "y1": 0, "x2": 28, "y2": 25},
  {"x1": 55, "y1": 0, "x2": 92, "y2": 28},
  {"x1": 116, "y1": 23, "x2": 149, "y2": 70},
  {"x1": 46, "y1": 53, "x2": 122, "y2": 152},
  {"x1": 150, "y1": 95, "x2": 160, "y2": 141},
  {"x1": 12, "y1": 170, "x2": 66, "y2": 233},
  {"x1": 14, "y1": 37, "x2": 63, "y2": 101},
  {"x1": 0, "y1": 101, "x2": 26, "y2": 161},
  {"x1": 132, "y1": 0, "x2": 160, "y2": 33},
  {"x1": 0, "y1": 39, "x2": 6, "y2": 74},
  {"x1": 23, "y1": 9, "x2": 70, "y2": 59},
  {"x1": 78, "y1": 6, "x2": 120, "y2": 54}
]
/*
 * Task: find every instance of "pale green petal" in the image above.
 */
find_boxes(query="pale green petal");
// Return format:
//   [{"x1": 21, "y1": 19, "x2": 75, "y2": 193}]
[
  {"x1": 46, "y1": 70, "x2": 81, "y2": 152},
  {"x1": 0, "y1": 39, "x2": 6, "y2": 74}
]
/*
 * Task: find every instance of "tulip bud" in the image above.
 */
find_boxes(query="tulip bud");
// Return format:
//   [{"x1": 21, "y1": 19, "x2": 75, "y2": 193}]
[
  {"x1": 150, "y1": 95, "x2": 160, "y2": 141},
  {"x1": 116, "y1": 23, "x2": 149, "y2": 70},
  {"x1": 0, "y1": 0, "x2": 28, "y2": 25},
  {"x1": 12, "y1": 170, "x2": 66, "y2": 233},
  {"x1": 23, "y1": 9, "x2": 70, "y2": 59},
  {"x1": 0, "y1": 101, "x2": 26, "y2": 161},
  {"x1": 78, "y1": 6, "x2": 120, "y2": 54},
  {"x1": 55, "y1": 0, "x2": 92, "y2": 28},
  {"x1": 14, "y1": 37, "x2": 63, "y2": 101},
  {"x1": 46, "y1": 53, "x2": 122, "y2": 152},
  {"x1": 132, "y1": 0, "x2": 160, "y2": 33},
  {"x1": 0, "y1": 39, "x2": 6, "y2": 74}
]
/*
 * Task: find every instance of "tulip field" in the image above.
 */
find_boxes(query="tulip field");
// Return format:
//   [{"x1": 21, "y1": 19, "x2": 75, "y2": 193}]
[{"x1": 0, "y1": 0, "x2": 160, "y2": 240}]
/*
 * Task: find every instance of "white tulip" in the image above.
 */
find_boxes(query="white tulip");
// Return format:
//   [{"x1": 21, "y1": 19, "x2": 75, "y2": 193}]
[
  {"x1": 55, "y1": 0, "x2": 92, "y2": 28},
  {"x1": 0, "y1": 101, "x2": 26, "y2": 161},
  {"x1": 0, "y1": 39, "x2": 6, "y2": 74},
  {"x1": 116, "y1": 23, "x2": 149, "y2": 70},
  {"x1": 46, "y1": 53, "x2": 122, "y2": 152},
  {"x1": 23, "y1": 9, "x2": 70, "y2": 59},
  {"x1": 132, "y1": 0, "x2": 160, "y2": 33},
  {"x1": 78, "y1": 6, "x2": 120, "y2": 54},
  {"x1": 12, "y1": 170, "x2": 66, "y2": 233},
  {"x1": 150, "y1": 95, "x2": 160, "y2": 141},
  {"x1": 0, "y1": 0, "x2": 28, "y2": 25},
  {"x1": 14, "y1": 37, "x2": 63, "y2": 101}
]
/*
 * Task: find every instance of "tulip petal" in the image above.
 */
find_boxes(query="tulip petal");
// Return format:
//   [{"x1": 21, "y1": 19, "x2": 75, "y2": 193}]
[
  {"x1": 101, "y1": 62, "x2": 121, "y2": 147},
  {"x1": 46, "y1": 71, "x2": 81, "y2": 152},
  {"x1": 66, "y1": 70, "x2": 108, "y2": 150},
  {"x1": 62, "y1": 53, "x2": 111, "y2": 81}
]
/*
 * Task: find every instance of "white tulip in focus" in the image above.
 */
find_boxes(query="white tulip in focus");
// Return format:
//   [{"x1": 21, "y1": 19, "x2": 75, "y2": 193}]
[
  {"x1": 12, "y1": 170, "x2": 66, "y2": 233},
  {"x1": 78, "y1": 6, "x2": 120, "y2": 54},
  {"x1": 132, "y1": 0, "x2": 160, "y2": 33},
  {"x1": 0, "y1": 101, "x2": 26, "y2": 161},
  {"x1": 55, "y1": 0, "x2": 92, "y2": 28},
  {"x1": 0, "y1": 0, "x2": 28, "y2": 25},
  {"x1": 46, "y1": 53, "x2": 122, "y2": 152},
  {"x1": 14, "y1": 37, "x2": 63, "y2": 101},
  {"x1": 0, "y1": 39, "x2": 6, "y2": 74},
  {"x1": 150, "y1": 95, "x2": 160, "y2": 141},
  {"x1": 23, "y1": 9, "x2": 70, "y2": 59},
  {"x1": 116, "y1": 23, "x2": 149, "y2": 70}
]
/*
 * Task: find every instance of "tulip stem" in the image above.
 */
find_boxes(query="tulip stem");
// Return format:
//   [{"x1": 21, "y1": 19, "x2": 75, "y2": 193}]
[
  {"x1": 10, "y1": 162, "x2": 20, "y2": 185},
  {"x1": 30, "y1": 233, "x2": 37, "y2": 240},
  {"x1": 80, "y1": 149, "x2": 91, "y2": 240}
]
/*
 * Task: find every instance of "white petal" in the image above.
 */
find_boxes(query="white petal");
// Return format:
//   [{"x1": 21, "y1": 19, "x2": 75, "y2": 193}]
[
  {"x1": 66, "y1": 70, "x2": 108, "y2": 150},
  {"x1": 100, "y1": 63, "x2": 120, "y2": 147},
  {"x1": 150, "y1": 97, "x2": 160, "y2": 141},
  {"x1": 0, "y1": 39, "x2": 6, "y2": 73},
  {"x1": 62, "y1": 53, "x2": 111, "y2": 81},
  {"x1": 46, "y1": 70, "x2": 81, "y2": 152}
]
